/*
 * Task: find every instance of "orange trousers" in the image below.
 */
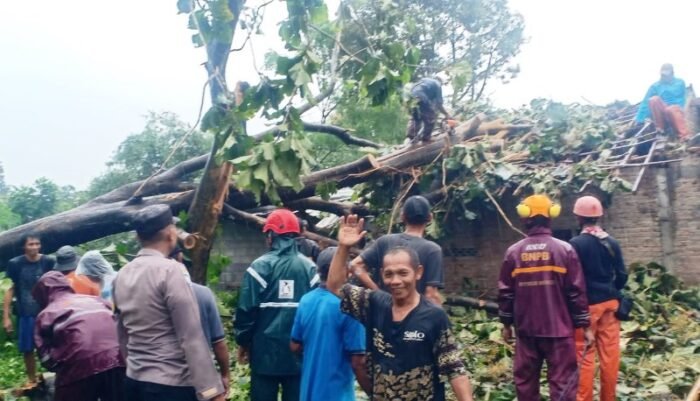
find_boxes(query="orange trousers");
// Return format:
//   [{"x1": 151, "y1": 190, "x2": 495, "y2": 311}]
[
  {"x1": 575, "y1": 299, "x2": 620, "y2": 401},
  {"x1": 649, "y1": 96, "x2": 690, "y2": 140}
]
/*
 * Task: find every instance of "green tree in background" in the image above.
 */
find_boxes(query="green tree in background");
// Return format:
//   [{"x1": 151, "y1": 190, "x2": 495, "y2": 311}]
[
  {"x1": 8, "y1": 178, "x2": 59, "y2": 223},
  {"x1": 308, "y1": 0, "x2": 524, "y2": 166},
  {"x1": 0, "y1": 163, "x2": 7, "y2": 196},
  {"x1": 88, "y1": 112, "x2": 213, "y2": 197},
  {"x1": 0, "y1": 203, "x2": 20, "y2": 231}
]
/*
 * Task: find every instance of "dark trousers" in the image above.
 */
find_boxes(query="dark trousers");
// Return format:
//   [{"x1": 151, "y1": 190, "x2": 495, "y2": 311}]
[
  {"x1": 124, "y1": 376, "x2": 198, "y2": 401},
  {"x1": 514, "y1": 336, "x2": 578, "y2": 401},
  {"x1": 406, "y1": 97, "x2": 437, "y2": 141},
  {"x1": 251, "y1": 373, "x2": 300, "y2": 401},
  {"x1": 55, "y1": 367, "x2": 126, "y2": 401}
]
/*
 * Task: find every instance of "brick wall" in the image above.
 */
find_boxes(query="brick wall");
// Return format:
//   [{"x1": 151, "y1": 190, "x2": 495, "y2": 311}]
[
  {"x1": 215, "y1": 156, "x2": 700, "y2": 292},
  {"x1": 440, "y1": 156, "x2": 700, "y2": 295},
  {"x1": 213, "y1": 220, "x2": 267, "y2": 289}
]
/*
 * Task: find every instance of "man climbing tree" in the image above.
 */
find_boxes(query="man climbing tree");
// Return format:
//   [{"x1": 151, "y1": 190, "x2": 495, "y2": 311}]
[{"x1": 406, "y1": 77, "x2": 453, "y2": 143}]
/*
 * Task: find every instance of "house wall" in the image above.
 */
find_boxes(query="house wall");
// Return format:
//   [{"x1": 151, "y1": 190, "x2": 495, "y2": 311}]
[
  {"x1": 214, "y1": 220, "x2": 268, "y2": 289},
  {"x1": 215, "y1": 156, "x2": 700, "y2": 294},
  {"x1": 441, "y1": 156, "x2": 700, "y2": 296}
]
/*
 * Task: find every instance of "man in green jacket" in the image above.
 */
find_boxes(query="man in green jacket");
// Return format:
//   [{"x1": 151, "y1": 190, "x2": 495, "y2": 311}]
[{"x1": 234, "y1": 209, "x2": 319, "y2": 401}]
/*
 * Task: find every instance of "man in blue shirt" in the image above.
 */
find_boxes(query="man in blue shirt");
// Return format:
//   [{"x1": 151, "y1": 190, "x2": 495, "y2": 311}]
[
  {"x1": 290, "y1": 247, "x2": 370, "y2": 401},
  {"x1": 635, "y1": 63, "x2": 690, "y2": 140}
]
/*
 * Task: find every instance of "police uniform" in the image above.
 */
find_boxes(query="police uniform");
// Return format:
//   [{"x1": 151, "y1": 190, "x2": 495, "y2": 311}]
[{"x1": 113, "y1": 205, "x2": 224, "y2": 401}]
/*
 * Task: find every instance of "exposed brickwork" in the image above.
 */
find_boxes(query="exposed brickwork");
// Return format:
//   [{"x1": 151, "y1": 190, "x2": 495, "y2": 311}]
[
  {"x1": 213, "y1": 220, "x2": 268, "y2": 289},
  {"x1": 216, "y1": 157, "x2": 700, "y2": 292},
  {"x1": 440, "y1": 156, "x2": 700, "y2": 294}
]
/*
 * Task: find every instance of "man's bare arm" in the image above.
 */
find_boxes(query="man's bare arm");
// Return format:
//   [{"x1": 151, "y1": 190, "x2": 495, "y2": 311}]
[
  {"x1": 351, "y1": 354, "x2": 371, "y2": 396},
  {"x1": 450, "y1": 375, "x2": 474, "y2": 401},
  {"x1": 328, "y1": 216, "x2": 366, "y2": 296},
  {"x1": 439, "y1": 104, "x2": 452, "y2": 119},
  {"x1": 3, "y1": 286, "x2": 13, "y2": 333},
  {"x1": 212, "y1": 340, "x2": 230, "y2": 394},
  {"x1": 289, "y1": 341, "x2": 303, "y2": 354},
  {"x1": 350, "y1": 256, "x2": 379, "y2": 290},
  {"x1": 424, "y1": 285, "x2": 443, "y2": 306}
]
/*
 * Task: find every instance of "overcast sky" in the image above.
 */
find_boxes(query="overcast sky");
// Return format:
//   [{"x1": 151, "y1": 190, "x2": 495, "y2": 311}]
[{"x1": 1, "y1": 0, "x2": 699, "y2": 189}]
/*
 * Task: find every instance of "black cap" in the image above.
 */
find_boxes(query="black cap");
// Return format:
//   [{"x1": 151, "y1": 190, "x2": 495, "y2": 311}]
[
  {"x1": 133, "y1": 205, "x2": 176, "y2": 238},
  {"x1": 316, "y1": 247, "x2": 337, "y2": 280},
  {"x1": 402, "y1": 195, "x2": 431, "y2": 225},
  {"x1": 54, "y1": 246, "x2": 80, "y2": 272}
]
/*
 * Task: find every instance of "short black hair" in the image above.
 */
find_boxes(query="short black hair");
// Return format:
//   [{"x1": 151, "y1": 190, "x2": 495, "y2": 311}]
[
  {"x1": 21, "y1": 233, "x2": 41, "y2": 246},
  {"x1": 579, "y1": 216, "x2": 598, "y2": 225},
  {"x1": 402, "y1": 196, "x2": 431, "y2": 225},
  {"x1": 383, "y1": 246, "x2": 421, "y2": 270},
  {"x1": 524, "y1": 215, "x2": 551, "y2": 230},
  {"x1": 237, "y1": 81, "x2": 251, "y2": 92},
  {"x1": 298, "y1": 218, "x2": 309, "y2": 232},
  {"x1": 315, "y1": 247, "x2": 337, "y2": 281}
]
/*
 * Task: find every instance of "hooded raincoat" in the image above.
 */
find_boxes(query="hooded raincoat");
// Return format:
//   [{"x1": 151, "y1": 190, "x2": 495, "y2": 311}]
[
  {"x1": 234, "y1": 236, "x2": 318, "y2": 376},
  {"x1": 76, "y1": 250, "x2": 117, "y2": 302},
  {"x1": 32, "y1": 271, "x2": 124, "y2": 387}
]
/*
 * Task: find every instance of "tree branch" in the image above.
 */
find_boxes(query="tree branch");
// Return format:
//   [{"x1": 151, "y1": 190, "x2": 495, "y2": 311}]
[
  {"x1": 285, "y1": 196, "x2": 371, "y2": 216},
  {"x1": 84, "y1": 155, "x2": 209, "y2": 206},
  {"x1": 222, "y1": 204, "x2": 361, "y2": 253},
  {"x1": 258, "y1": 122, "x2": 380, "y2": 148}
]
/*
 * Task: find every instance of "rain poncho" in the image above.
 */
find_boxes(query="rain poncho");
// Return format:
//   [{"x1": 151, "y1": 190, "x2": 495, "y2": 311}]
[
  {"x1": 234, "y1": 236, "x2": 318, "y2": 376},
  {"x1": 76, "y1": 250, "x2": 116, "y2": 302},
  {"x1": 32, "y1": 271, "x2": 123, "y2": 387}
]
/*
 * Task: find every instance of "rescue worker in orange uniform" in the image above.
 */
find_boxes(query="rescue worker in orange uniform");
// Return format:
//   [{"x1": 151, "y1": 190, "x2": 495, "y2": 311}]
[
  {"x1": 498, "y1": 195, "x2": 593, "y2": 401},
  {"x1": 570, "y1": 196, "x2": 628, "y2": 401}
]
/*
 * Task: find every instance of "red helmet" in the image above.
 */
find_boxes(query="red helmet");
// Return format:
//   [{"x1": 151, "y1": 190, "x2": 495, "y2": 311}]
[
  {"x1": 263, "y1": 209, "x2": 300, "y2": 235},
  {"x1": 573, "y1": 196, "x2": 604, "y2": 218}
]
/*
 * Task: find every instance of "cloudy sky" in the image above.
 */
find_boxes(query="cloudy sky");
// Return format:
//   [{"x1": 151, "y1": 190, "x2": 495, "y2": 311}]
[{"x1": 1, "y1": 0, "x2": 699, "y2": 189}]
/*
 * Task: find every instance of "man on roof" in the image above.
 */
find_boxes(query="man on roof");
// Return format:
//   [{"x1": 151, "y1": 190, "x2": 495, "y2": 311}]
[
  {"x1": 635, "y1": 63, "x2": 690, "y2": 141},
  {"x1": 498, "y1": 194, "x2": 593, "y2": 401}
]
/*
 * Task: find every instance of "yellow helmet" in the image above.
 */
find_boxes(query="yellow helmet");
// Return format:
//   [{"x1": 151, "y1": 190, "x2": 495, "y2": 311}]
[{"x1": 516, "y1": 194, "x2": 561, "y2": 219}]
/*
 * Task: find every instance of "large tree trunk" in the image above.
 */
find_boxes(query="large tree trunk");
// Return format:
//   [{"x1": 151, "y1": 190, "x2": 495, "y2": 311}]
[
  {"x1": 0, "y1": 115, "x2": 484, "y2": 265},
  {"x1": 0, "y1": 192, "x2": 194, "y2": 263},
  {"x1": 186, "y1": 0, "x2": 243, "y2": 284},
  {"x1": 188, "y1": 145, "x2": 234, "y2": 283}
]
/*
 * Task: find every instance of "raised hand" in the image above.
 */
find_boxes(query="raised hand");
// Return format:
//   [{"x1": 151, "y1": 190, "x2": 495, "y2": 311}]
[{"x1": 337, "y1": 215, "x2": 366, "y2": 248}]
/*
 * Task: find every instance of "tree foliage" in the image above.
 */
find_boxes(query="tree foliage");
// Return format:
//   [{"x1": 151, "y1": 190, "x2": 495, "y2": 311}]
[
  {"x1": 0, "y1": 163, "x2": 7, "y2": 196},
  {"x1": 88, "y1": 112, "x2": 212, "y2": 197},
  {"x1": 6, "y1": 178, "x2": 82, "y2": 224}
]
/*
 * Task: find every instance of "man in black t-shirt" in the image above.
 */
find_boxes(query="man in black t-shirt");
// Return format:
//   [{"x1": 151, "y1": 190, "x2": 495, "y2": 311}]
[
  {"x1": 327, "y1": 215, "x2": 474, "y2": 401},
  {"x1": 406, "y1": 77, "x2": 452, "y2": 143},
  {"x1": 295, "y1": 219, "x2": 320, "y2": 262},
  {"x1": 351, "y1": 195, "x2": 444, "y2": 304},
  {"x1": 2, "y1": 233, "x2": 55, "y2": 385}
]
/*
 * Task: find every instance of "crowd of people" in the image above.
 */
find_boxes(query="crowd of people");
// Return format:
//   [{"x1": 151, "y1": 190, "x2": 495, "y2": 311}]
[{"x1": 1, "y1": 189, "x2": 629, "y2": 401}]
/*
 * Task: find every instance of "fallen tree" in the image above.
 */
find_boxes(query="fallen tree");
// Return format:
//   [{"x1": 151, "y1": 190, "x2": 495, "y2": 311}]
[
  {"x1": 0, "y1": 115, "x2": 482, "y2": 264},
  {"x1": 0, "y1": 191, "x2": 194, "y2": 262},
  {"x1": 0, "y1": 101, "x2": 687, "y2": 270}
]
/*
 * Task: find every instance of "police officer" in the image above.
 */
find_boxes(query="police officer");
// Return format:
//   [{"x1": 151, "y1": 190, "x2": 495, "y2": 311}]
[
  {"x1": 114, "y1": 205, "x2": 225, "y2": 401},
  {"x1": 234, "y1": 208, "x2": 318, "y2": 401}
]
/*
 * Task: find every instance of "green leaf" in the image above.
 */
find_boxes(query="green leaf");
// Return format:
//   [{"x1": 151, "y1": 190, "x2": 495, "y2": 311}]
[
  {"x1": 253, "y1": 164, "x2": 270, "y2": 186},
  {"x1": 289, "y1": 62, "x2": 312, "y2": 86},
  {"x1": 260, "y1": 142, "x2": 276, "y2": 161},
  {"x1": 309, "y1": 3, "x2": 329, "y2": 24},
  {"x1": 269, "y1": 160, "x2": 294, "y2": 187},
  {"x1": 315, "y1": 181, "x2": 337, "y2": 201}
]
